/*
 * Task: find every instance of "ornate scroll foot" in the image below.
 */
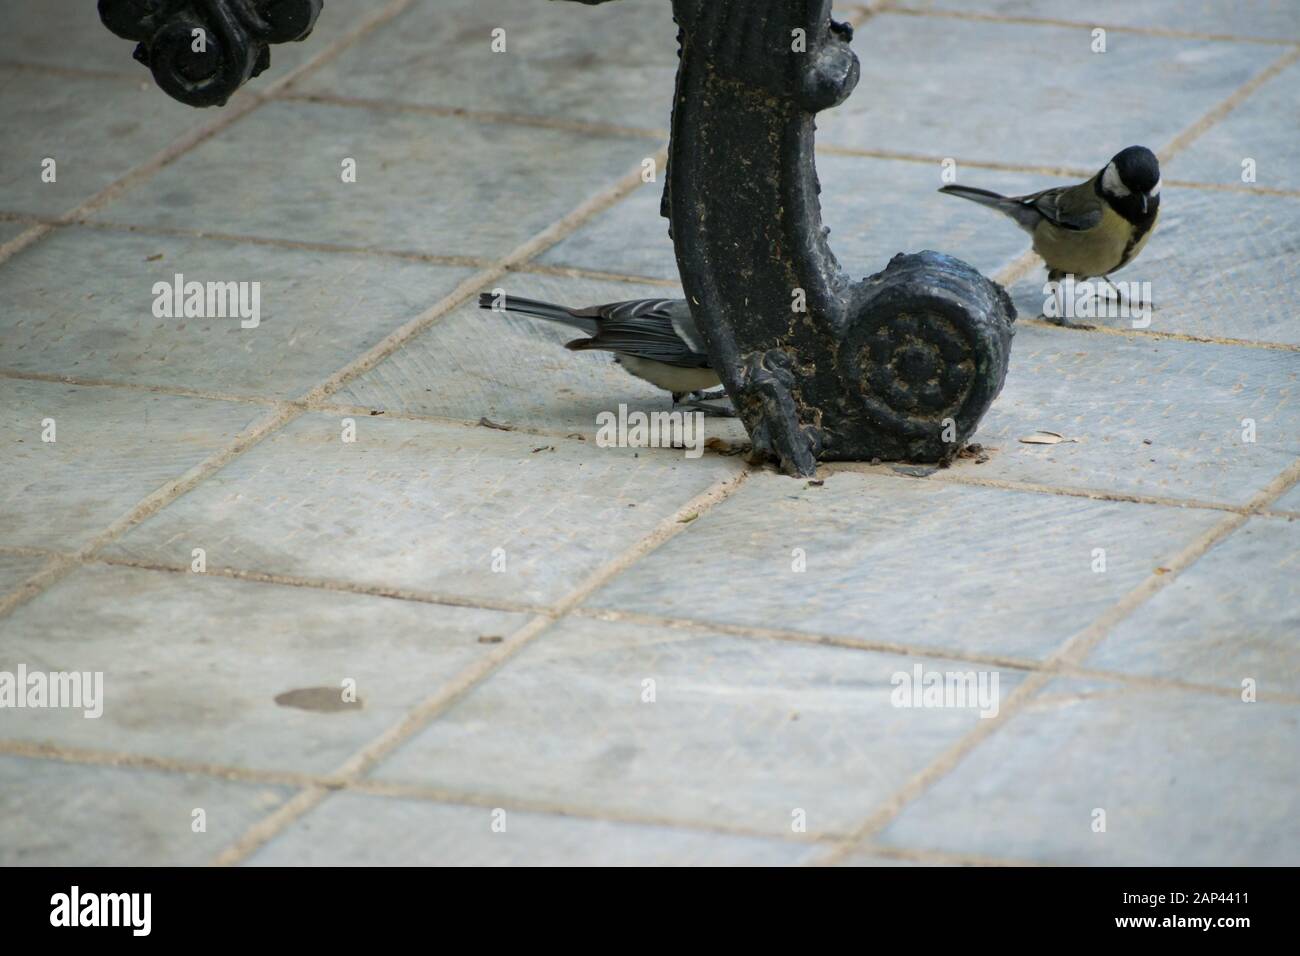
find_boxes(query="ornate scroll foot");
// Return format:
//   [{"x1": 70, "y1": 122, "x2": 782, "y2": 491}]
[{"x1": 98, "y1": 0, "x2": 323, "y2": 107}]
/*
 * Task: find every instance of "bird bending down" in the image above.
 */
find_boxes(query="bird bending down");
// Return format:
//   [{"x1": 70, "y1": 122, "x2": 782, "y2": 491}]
[
  {"x1": 477, "y1": 293, "x2": 733, "y2": 414},
  {"x1": 938, "y1": 145, "x2": 1161, "y2": 325}
]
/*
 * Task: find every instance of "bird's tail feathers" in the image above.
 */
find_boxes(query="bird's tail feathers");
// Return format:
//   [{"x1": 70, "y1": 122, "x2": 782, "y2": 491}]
[
  {"x1": 937, "y1": 184, "x2": 1011, "y2": 208},
  {"x1": 477, "y1": 293, "x2": 597, "y2": 334}
]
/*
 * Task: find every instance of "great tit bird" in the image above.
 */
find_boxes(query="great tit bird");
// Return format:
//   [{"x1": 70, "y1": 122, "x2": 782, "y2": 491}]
[
  {"x1": 938, "y1": 145, "x2": 1161, "y2": 321},
  {"x1": 477, "y1": 293, "x2": 729, "y2": 411}
]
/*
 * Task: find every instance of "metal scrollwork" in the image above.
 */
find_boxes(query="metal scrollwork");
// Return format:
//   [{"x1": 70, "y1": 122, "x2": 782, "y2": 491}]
[
  {"x1": 98, "y1": 0, "x2": 323, "y2": 107},
  {"x1": 662, "y1": 0, "x2": 1016, "y2": 475}
]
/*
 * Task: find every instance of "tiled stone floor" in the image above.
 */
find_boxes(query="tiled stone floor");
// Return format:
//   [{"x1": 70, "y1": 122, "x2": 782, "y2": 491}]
[{"x1": 0, "y1": 0, "x2": 1296, "y2": 866}]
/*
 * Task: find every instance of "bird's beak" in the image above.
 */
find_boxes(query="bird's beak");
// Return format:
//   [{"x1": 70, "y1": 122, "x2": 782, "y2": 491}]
[{"x1": 1140, "y1": 194, "x2": 1148, "y2": 214}]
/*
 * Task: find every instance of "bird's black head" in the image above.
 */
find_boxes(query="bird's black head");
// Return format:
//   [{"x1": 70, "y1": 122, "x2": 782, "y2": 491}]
[{"x1": 1099, "y1": 145, "x2": 1161, "y2": 219}]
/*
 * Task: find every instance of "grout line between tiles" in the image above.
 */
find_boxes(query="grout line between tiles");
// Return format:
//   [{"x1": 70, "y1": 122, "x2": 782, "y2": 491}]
[
  {"x1": 1159, "y1": 46, "x2": 1300, "y2": 160},
  {"x1": 343, "y1": 776, "x2": 848, "y2": 845},
  {"x1": 0, "y1": 211, "x2": 688, "y2": 285},
  {"x1": 209, "y1": 468, "x2": 751, "y2": 865},
  {"x1": 39, "y1": 216, "x2": 491, "y2": 269},
  {"x1": 0, "y1": 61, "x2": 141, "y2": 81},
  {"x1": 569, "y1": 608, "x2": 1300, "y2": 705},
  {"x1": 0, "y1": 737, "x2": 1046, "y2": 864},
  {"x1": 274, "y1": 90, "x2": 667, "y2": 141},
  {"x1": 508, "y1": 261, "x2": 683, "y2": 288},
  {"x1": 826, "y1": 462, "x2": 1262, "y2": 515},
  {"x1": 876, "y1": 3, "x2": 1300, "y2": 46},
  {"x1": 1014, "y1": 318, "x2": 1300, "y2": 352},
  {"x1": 0, "y1": 362, "x2": 1282, "y2": 522},
  {"x1": 72, "y1": 553, "x2": 552, "y2": 617},
  {"x1": 8, "y1": 527, "x2": 1294, "y2": 707},
  {"x1": 0, "y1": 367, "x2": 288, "y2": 407}
]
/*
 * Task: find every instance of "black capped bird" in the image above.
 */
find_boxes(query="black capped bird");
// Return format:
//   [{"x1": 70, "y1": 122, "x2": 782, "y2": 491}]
[
  {"x1": 478, "y1": 293, "x2": 731, "y2": 412},
  {"x1": 938, "y1": 145, "x2": 1161, "y2": 322}
]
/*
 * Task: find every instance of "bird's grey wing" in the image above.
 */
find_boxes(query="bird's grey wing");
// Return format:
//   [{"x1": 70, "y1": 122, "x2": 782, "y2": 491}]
[
  {"x1": 1021, "y1": 184, "x2": 1103, "y2": 231},
  {"x1": 570, "y1": 298, "x2": 711, "y2": 368},
  {"x1": 665, "y1": 301, "x2": 708, "y2": 355}
]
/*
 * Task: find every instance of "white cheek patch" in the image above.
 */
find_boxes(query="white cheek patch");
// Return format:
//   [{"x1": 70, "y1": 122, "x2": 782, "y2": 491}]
[
  {"x1": 1101, "y1": 161, "x2": 1130, "y2": 197},
  {"x1": 1149, "y1": 177, "x2": 1162, "y2": 197}
]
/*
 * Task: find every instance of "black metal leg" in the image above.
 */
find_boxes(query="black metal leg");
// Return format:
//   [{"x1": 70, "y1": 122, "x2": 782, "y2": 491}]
[{"x1": 662, "y1": 0, "x2": 1016, "y2": 475}]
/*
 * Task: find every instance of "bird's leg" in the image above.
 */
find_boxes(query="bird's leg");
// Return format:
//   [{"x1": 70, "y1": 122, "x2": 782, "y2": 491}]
[
  {"x1": 676, "y1": 389, "x2": 738, "y2": 418},
  {"x1": 681, "y1": 402, "x2": 738, "y2": 419},
  {"x1": 1100, "y1": 275, "x2": 1155, "y2": 312},
  {"x1": 1098, "y1": 276, "x2": 1127, "y2": 304},
  {"x1": 1040, "y1": 271, "x2": 1093, "y2": 329}
]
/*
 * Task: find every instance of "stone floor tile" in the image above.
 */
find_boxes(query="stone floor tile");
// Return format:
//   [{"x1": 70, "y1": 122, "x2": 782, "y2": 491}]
[
  {"x1": 1006, "y1": 187, "x2": 1300, "y2": 346},
  {"x1": 0, "y1": 552, "x2": 47, "y2": 601},
  {"x1": 0, "y1": 564, "x2": 532, "y2": 774},
  {"x1": 586, "y1": 469, "x2": 1224, "y2": 660},
  {"x1": 0, "y1": 0, "x2": 140, "y2": 74},
  {"x1": 817, "y1": 14, "x2": 1269, "y2": 169},
  {"x1": 0, "y1": 756, "x2": 291, "y2": 865},
  {"x1": 534, "y1": 182, "x2": 675, "y2": 281},
  {"x1": 1272, "y1": 483, "x2": 1300, "y2": 513},
  {"x1": 538, "y1": 155, "x2": 1061, "y2": 284},
  {"x1": 0, "y1": 378, "x2": 263, "y2": 551},
  {"x1": 0, "y1": 68, "x2": 211, "y2": 218},
  {"x1": 102, "y1": 413, "x2": 741, "y2": 606},
  {"x1": 1084, "y1": 518, "x2": 1300, "y2": 695},
  {"x1": 293, "y1": 0, "x2": 680, "y2": 132},
  {"x1": 0, "y1": 220, "x2": 32, "y2": 244},
  {"x1": 248, "y1": 792, "x2": 819, "y2": 866},
  {"x1": 0, "y1": 227, "x2": 472, "y2": 399},
  {"x1": 875, "y1": 678, "x2": 1300, "y2": 864},
  {"x1": 88, "y1": 100, "x2": 658, "y2": 259},
  {"x1": 967, "y1": 323, "x2": 1300, "y2": 505},
  {"x1": 370, "y1": 616, "x2": 1026, "y2": 836},
  {"x1": 903, "y1": 0, "x2": 1300, "y2": 42},
  {"x1": 1170, "y1": 59, "x2": 1300, "y2": 192}
]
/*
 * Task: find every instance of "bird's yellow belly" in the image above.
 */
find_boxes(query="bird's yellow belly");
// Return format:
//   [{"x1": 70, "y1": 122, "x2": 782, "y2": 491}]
[{"x1": 1033, "y1": 205, "x2": 1156, "y2": 278}]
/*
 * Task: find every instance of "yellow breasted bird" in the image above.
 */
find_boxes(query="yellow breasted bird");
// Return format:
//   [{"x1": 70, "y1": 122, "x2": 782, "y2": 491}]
[{"x1": 939, "y1": 145, "x2": 1161, "y2": 322}]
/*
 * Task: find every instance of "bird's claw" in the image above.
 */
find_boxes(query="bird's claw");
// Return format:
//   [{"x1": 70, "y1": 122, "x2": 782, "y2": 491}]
[{"x1": 1040, "y1": 313, "x2": 1095, "y2": 331}]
